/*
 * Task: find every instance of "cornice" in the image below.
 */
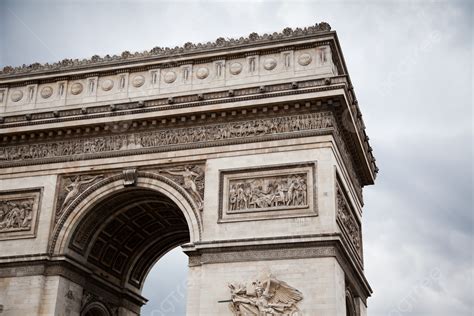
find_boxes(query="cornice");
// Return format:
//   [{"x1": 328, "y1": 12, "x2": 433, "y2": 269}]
[
  {"x1": 0, "y1": 22, "x2": 331, "y2": 79},
  {"x1": 0, "y1": 76, "x2": 347, "y2": 128}
]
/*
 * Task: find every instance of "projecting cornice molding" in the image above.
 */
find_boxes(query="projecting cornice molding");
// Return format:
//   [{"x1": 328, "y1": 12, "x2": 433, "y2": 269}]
[{"x1": 0, "y1": 22, "x2": 331, "y2": 78}]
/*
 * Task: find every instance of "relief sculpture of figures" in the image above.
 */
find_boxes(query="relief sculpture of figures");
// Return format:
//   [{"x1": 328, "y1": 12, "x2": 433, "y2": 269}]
[
  {"x1": 336, "y1": 187, "x2": 362, "y2": 255},
  {"x1": 227, "y1": 270, "x2": 303, "y2": 315},
  {"x1": 0, "y1": 112, "x2": 335, "y2": 164},
  {"x1": 58, "y1": 175, "x2": 103, "y2": 217},
  {"x1": 0, "y1": 199, "x2": 34, "y2": 232},
  {"x1": 229, "y1": 174, "x2": 307, "y2": 212},
  {"x1": 159, "y1": 166, "x2": 204, "y2": 210}
]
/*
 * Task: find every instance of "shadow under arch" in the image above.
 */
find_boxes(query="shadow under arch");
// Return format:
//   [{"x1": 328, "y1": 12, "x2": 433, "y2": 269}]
[
  {"x1": 81, "y1": 301, "x2": 111, "y2": 316},
  {"x1": 50, "y1": 172, "x2": 202, "y2": 295}
]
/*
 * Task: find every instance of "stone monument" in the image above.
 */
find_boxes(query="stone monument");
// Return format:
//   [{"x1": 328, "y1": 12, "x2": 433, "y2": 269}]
[{"x1": 0, "y1": 22, "x2": 377, "y2": 315}]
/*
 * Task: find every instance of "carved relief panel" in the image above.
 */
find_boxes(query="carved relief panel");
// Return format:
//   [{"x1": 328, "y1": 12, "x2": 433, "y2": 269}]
[
  {"x1": 227, "y1": 270, "x2": 303, "y2": 315},
  {"x1": 0, "y1": 188, "x2": 42, "y2": 240},
  {"x1": 336, "y1": 176, "x2": 363, "y2": 263},
  {"x1": 219, "y1": 163, "x2": 317, "y2": 222}
]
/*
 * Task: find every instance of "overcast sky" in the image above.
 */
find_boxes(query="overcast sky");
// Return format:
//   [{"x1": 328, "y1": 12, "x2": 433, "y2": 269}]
[{"x1": 1, "y1": 1, "x2": 472, "y2": 315}]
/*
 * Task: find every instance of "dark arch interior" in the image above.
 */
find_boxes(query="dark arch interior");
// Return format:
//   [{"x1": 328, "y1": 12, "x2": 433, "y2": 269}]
[
  {"x1": 69, "y1": 187, "x2": 190, "y2": 290},
  {"x1": 84, "y1": 307, "x2": 108, "y2": 316}
]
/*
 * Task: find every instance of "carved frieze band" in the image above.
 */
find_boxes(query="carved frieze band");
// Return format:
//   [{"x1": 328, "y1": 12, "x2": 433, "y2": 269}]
[
  {"x1": 336, "y1": 179, "x2": 363, "y2": 263},
  {"x1": 0, "y1": 189, "x2": 42, "y2": 240},
  {"x1": 0, "y1": 111, "x2": 335, "y2": 166},
  {"x1": 198, "y1": 246, "x2": 336, "y2": 265},
  {"x1": 219, "y1": 163, "x2": 316, "y2": 222}
]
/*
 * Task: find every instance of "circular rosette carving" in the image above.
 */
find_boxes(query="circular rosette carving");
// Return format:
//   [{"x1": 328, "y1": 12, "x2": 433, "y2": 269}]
[
  {"x1": 101, "y1": 79, "x2": 114, "y2": 91},
  {"x1": 164, "y1": 71, "x2": 177, "y2": 84},
  {"x1": 196, "y1": 67, "x2": 209, "y2": 79},
  {"x1": 263, "y1": 58, "x2": 277, "y2": 70},
  {"x1": 40, "y1": 86, "x2": 53, "y2": 99},
  {"x1": 229, "y1": 62, "x2": 242, "y2": 75},
  {"x1": 132, "y1": 75, "x2": 145, "y2": 87},
  {"x1": 10, "y1": 90, "x2": 23, "y2": 102},
  {"x1": 70, "y1": 83, "x2": 83, "y2": 95},
  {"x1": 298, "y1": 53, "x2": 312, "y2": 66}
]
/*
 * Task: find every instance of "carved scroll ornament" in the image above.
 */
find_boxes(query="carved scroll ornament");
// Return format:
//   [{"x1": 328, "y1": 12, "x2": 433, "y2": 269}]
[{"x1": 227, "y1": 271, "x2": 303, "y2": 315}]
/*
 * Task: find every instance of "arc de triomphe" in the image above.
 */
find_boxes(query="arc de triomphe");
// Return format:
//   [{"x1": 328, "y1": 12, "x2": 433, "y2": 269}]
[{"x1": 0, "y1": 22, "x2": 377, "y2": 316}]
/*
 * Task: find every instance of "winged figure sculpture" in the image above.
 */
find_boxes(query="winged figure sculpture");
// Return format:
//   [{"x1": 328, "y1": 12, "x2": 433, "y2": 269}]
[{"x1": 228, "y1": 271, "x2": 303, "y2": 315}]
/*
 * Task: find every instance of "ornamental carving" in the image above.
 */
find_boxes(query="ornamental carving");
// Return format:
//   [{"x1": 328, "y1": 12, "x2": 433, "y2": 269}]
[
  {"x1": 154, "y1": 165, "x2": 205, "y2": 211},
  {"x1": 0, "y1": 22, "x2": 331, "y2": 76},
  {"x1": 40, "y1": 86, "x2": 53, "y2": 99},
  {"x1": 55, "y1": 174, "x2": 105, "y2": 221},
  {"x1": 164, "y1": 71, "x2": 177, "y2": 83},
  {"x1": 101, "y1": 79, "x2": 114, "y2": 91},
  {"x1": 297, "y1": 53, "x2": 312, "y2": 66},
  {"x1": 0, "y1": 189, "x2": 41, "y2": 239},
  {"x1": 220, "y1": 163, "x2": 316, "y2": 222},
  {"x1": 196, "y1": 67, "x2": 209, "y2": 79},
  {"x1": 0, "y1": 112, "x2": 334, "y2": 165},
  {"x1": 10, "y1": 90, "x2": 23, "y2": 102},
  {"x1": 263, "y1": 58, "x2": 277, "y2": 71},
  {"x1": 70, "y1": 82, "x2": 83, "y2": 95},
  {"x1": 336, "y1": 183, "x2": 362, "y2": 259},
  {"x1": 230, "y1": 62, "x2": 242, "y2": 75},
  {"x1": 227, "y1": 270, "x2": 303, "y2": 315},
  {"x1": 229, "y1": 173, "x2": 307, "y2": 212},
  {"x1": 131, "y1": 75, "x2": 145, "y2": 87}
]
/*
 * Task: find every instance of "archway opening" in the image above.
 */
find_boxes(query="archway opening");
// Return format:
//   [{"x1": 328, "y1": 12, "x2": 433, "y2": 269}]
[{"x1": 69, "y1": 186, "x2": 192, "y2": 314}]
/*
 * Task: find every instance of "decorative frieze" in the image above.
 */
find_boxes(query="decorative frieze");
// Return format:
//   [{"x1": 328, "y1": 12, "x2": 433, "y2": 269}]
[
  {"x1": 226, "y1": 270, "x2": 303, "y2": 315},
  {"x1": 336, "y1": 181, "x2": 362, "y2": 261},
  {"x1": 0, "y1": 111, "x2": 335, "y2": 166},
  {"x1": 0, "y1": 189, "x2": 41, "y2": 240},
  {"x1": 219, "y1": 163, "x2": 316, "y2": 222}
]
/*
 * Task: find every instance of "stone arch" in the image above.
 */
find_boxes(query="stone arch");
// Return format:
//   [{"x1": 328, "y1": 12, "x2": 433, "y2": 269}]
[
  {"x1": 50, "y1": 171, "x2": 202, "y2": 291},
  {"x1": 345, "y1": 287, "x2": 356, "y2": 316},
  {"x1": 81, "y1": 302, "x2": 111, "y2": 316}
]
